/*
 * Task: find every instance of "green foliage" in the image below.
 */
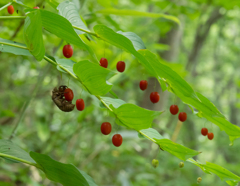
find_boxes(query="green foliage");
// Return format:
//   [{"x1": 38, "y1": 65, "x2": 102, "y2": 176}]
[{"x1": 24, "y1": 10, "x2": 45, "y2": 61}]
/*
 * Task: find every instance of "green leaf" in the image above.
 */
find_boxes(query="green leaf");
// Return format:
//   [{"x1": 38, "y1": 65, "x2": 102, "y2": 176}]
[
  {"x1": 96, "y1": 8, "x2": 180, "y2": 25},
  {"x1": 186, "y1": 158, "x2": 212, "y2": 174},
  {"x1": 13, "y1": 0, "x2": 30, "y2": 8},
  {"x1": 202, "y1": 162, "x2": 240, "y2": 182},
  {"x1": 0, "y1": 38, "x2": 31, "y2": 56},
  {"x1": 100, "y1": 97, "x2": 126, "y2": 108},
  {"x1": 154, "y1": 139, "x2": 200, "y2": 161},
  {"x1": 117, "y1": 31, "x2": 146, "y2": 51},
  {"x1": 55, "y1": 58, "x2": 76, "y2": 75},
  {"x1": 57, "y1": 1, "x2": 90, "y2": 35},
  {"x1": 113, "y1": 103, "x2": 163, "y2": 130},
  {"x1": 0, "y1": 139, "x2": 36, "y2": 164},
  {"x1": 40, "y1": 10, "x2": 86, "y2": 50},
  {"x1": 73, "y1": 60, "x2": 116, "y2": 96},
  {"x1": 79, "y1": 170, "x2": 98, "y2": 186},
  {"x1": 24, "y1": 10, "x2": 45, "y2": 61},
  {"x1": 30, "y1": 151, "x2": 90, "y2": 186},
  {"x1": 139, "y1": 128, "x2": 164, "y2": 140}
]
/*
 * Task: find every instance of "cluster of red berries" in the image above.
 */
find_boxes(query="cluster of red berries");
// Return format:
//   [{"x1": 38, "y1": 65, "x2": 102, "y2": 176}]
[
  {"x1": 101, "y1": 122, "x2": 123, "y2": 147},
  {"x1": 100, "y1": 57, "x2": 126, "y2": 73},
  {"x1": 64, "y1": 88, "x2": 85, "y2": 111},
  {"x1": 169, "y1": 105, "x2": 187, "y2": 122},
  {"x1": 7, "y1": 5, "x2": 40, "y2": 15},
  {"x1": 139, "y1": 80, "x2": 160, "y2": 104},
  {"x1": 201, "y1": 128, "x2": 214, "y2": 140}
]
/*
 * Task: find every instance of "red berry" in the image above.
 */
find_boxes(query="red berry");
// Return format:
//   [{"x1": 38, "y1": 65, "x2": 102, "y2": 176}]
[
  {"x1": 207, "y1": 132, "x2": 214, "y2": 140},
  {"x1": 100, "y1": 58, "x2": 108, "y2": 68},
  {"x1": 116, "y1": 61, "x2": 125, "y2": 72},
  {"x1": 112, "y1": 134, "x2": 123, "y2": 147},
  {"x1": 178, "y1": 112, "x2": 187, "y2": 122},
  {"x1": 33, "y1": 7, "x2": 40, "y2": 9},
  {"x1": 139, "y1": 80, "x2": 148, "y2": 91},
  {"x1": 150, "y1": 92, "x2": 160, "y2": 103},
  {"x1": 7, "y1": 5, "x2": 14, "y2": 15},
  {"x1": 63, "y1": 44, "x2": 73, "y2": 58},
  {"x1": 170, "y1": 105, "x2": 179, "y2": 115},
  {"x1": 201, "y1": 128, "x2": 208, "y2": 136},
  {"x1": 101, "y1": 122, "x2": 112, "y2": 135},
  {"x1": 76, "y1": 99, "x2": 85, "y2": 111},
  {"x1": 64, "y1": 88, "x2": 74, "y2": 101}
]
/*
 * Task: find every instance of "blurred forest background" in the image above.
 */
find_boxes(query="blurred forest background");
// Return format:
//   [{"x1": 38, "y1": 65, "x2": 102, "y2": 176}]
[{"x1": 0, "y1": 0, "x2": 240, "y2": 185}]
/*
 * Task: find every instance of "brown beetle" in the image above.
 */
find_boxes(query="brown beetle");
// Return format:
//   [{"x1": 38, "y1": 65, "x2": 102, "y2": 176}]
[{"x1": 52, "y1": 85, "x2": 75, "y2": 112}]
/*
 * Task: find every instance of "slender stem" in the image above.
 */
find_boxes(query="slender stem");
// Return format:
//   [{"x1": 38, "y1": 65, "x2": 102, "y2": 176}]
[
  {"x1": 0, "y1": 2, "x2": 11, "y2": 12},
  {"x1": 139, "y1": 131, "x2": 156, "y2": 143},
  {"x1": 72, "y1": 25, "x2": 99, "y2": 38},
  {"x1": 0, "y1": 16, "x2": 26, "y2": 20},
  {"x1": 0, "y1": 41, "x2": 28, "y2": 50},
  {"x1": 0, "y1": 152, "x2": 41, "y2": 169}
]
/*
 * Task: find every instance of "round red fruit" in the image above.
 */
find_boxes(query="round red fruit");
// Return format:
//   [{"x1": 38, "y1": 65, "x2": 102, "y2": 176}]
[
  {"x1": 76, "y1": 99, "x2": 85, "y2": 111},
  {"x1": 112, "y1": 134, "x2": 123, "y2": 147},
  {"x1": 64, "y1": 88, "x2": 74, "y2": 101},
  {"x1": 33, "y1": 7, "x2": 40, "y2": 9},
  {"x1": 201, "y1": 128, "x2": 208, "y2": 136},
  {"x1": 63, "y1": 44, "x2": 73, "y2": 58},
  {"x1": 178, "y1": 112, "x2": 187, "y2": 122},
  {"x1": 150, "y1": 92, "x2": 160, "y2": 103},
  {"x1": 139, "y1": 80, "x2": 148, "y2": 91},
  {"x1": 8, "y1": 5, "x2": 14, "y2": 14},
  {"x1": 207, "y1": 132, "x2": 214, "y2": 140},
  {"x1": 170, "y1": 105, "x2": 179, "y2": 115},
  {"x1": 101, "y1": 122, "x2": 112, "y2": 135},
  {"x1": 100, "y1": 58, "x2": 108, "y2": 68},
  {"x1": 116, "y1": 61, "x2": 125, "y2": 72}
]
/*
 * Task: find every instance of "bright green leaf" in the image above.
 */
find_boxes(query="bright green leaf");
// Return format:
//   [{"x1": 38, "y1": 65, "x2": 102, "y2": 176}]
[
  {"x1": 96, "y1": 8, "x2": 180, "y2": 25},
  {"x1": 24, "y1": 10, "x2": 45, "y2": 61},
  {"x1": 73, "y1": 60, "x2": 116, "y2": 96},
  {"x1": 0, "y1": 140, "x2": 36, "y2": 164},
  {"x1": 140, "y1": 128, "x2": 164, "y2": 140},
  {"x1": 55, "y1": 58, "x2": 76, "y2": 75},
  {"x1": 154, "y1": 139, "x2": 200, "y2": 161},
  {"x1": 100, "y1": 97, "x2": 126, "y2": 108},
  {"x1": 57, "y1": 1, "x2": 90, "y2": 35},
  {"x1": 113, "y1": 103, "x2": 163, "y2": 130},
  {"x1": 117, "y1": 31, "x2": 146, "y2": 51},
  {"x1": 0, "y1": 38, "x2": 31, "y2": 56},
  {"x1": 30, "y1": 151, "x2": 90, "y2": 186}
]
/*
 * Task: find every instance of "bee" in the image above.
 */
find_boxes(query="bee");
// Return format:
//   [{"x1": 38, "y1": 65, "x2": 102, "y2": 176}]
[{"x1": 52, "y1": 85, "x2": 75, "y2": 112}]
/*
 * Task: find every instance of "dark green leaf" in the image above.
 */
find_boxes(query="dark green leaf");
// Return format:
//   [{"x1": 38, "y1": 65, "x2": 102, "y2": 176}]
[
  {"x1": 113, "y1": 103, "x2": 163, "y2": 130},
  {"x1": 57, "y1": 1, "x2": 90, "y2": 35},
  {"x1": 0, "y1": 38, "x2": 31, "y2": 56},
  {"x1": 73, "y1": 60, "x2": 116, "y2": 96},
  {"x1": 0, "y1": 139, "x2": 36, "y2": 164},
  {"x1": 24, "y1": 10, "x2": 45, "y2": 61},
  {"x1": 79, "y1": 170, "x2": 98, "y2": 186},
  {"x1": 117, "y1": 31, "x2": 146, "y2": 51},
  {"x1": 154, "y1": 139, "x2": 200, "y2": 161},
  {"x1": 30, "y1": 151, "x2": 90, "y2": 186}
]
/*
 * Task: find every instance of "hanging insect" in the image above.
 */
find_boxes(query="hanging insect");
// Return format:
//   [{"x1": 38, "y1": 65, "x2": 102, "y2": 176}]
[{"x1": 52, "y1": 85, "x2": 75, "y2": 112}]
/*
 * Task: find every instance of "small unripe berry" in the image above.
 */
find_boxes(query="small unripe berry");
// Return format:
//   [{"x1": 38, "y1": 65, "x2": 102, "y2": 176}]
[
  {"x1": 76, "y1": 99, "x2": 85, "y2": 111},
  {"x1": 170, "y1": 105, "x2": 179, "y2": 115},
  {"x1": 101, "y1": 122, "x2": 112, "y2": 135},
  {"x1": 207, "y1": 132, "x2": 214, "y2": 140},
  {"x1": 112, "y1": 134, "x2": 123, "y2": 147},
  {"x1": 152, "y1": 159, "x2": 159, "y2": 168},
  {"x1": 179, "y1": 162, "x2": 184, "y2": 168},
  {"x1": 100, "y1": 57, "x2": 108, "y2": 68},
  {"x1": 116, "y1": 61, "x2": 125, "y2": 72},
  {"x1": 197, "y1": 177, "x2": 202, "y2": 184},
  {"x1": 178, "y1": 112, "x2": 187, "y2": 122},
  {"x1": 7, "y1": 5, "x2": 14, "y2": 15},
  {"x1": 139, "y1": 80, "x2": 148, "y2": 91},
  {"x1": 64, "y1": 88, "x2": 74, "y2": 101},
  {"x1": 150, "y1": 92, "x2": 160, "y2": 103},
  {"x1": 201, "y1": 128, "x2": 208, "y2": 136},
  {"x1": 63, "y1": 44, "x2": 73, "y2": 58}
]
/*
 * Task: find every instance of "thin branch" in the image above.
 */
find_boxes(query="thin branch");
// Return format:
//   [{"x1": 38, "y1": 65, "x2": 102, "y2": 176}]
[
  {"x1": 72, "y1": 25, "x2": 99, "y2": 38},
  {"x1": 0, "y1": 16, "x2": 26, "y2": 20},
  {"x1": 0, "y1": 2, "x2": 12, "y2": 12}
]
